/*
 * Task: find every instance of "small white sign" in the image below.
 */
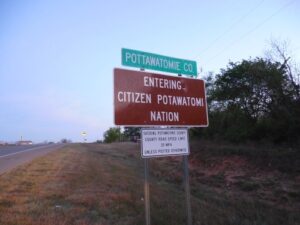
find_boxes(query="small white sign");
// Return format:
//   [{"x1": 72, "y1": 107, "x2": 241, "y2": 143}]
[{"x1": 141, "y1": 128, "x2": 189, "y2": 158}]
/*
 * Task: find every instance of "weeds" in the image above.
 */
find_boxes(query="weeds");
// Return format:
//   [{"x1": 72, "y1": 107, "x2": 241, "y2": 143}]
[
  {"x1": 0, "y1": 142, "x2": 299, "y2": 225},
  {"x1": 235, "y1": 180, "x2": 261, "y2": 192}
]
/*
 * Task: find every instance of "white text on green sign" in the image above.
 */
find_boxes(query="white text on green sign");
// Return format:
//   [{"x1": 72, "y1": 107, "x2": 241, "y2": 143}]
[{"x1": 122, "y1": 48, "x2": 197, "y2": 77}]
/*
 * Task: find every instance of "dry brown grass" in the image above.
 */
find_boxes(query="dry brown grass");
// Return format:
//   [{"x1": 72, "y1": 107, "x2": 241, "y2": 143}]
[
  {"x1": 0, "y1": 143, "x2": 144, "y2": 225},
  {"x1": 0, "y1": 142, "x2": 299, "y2": 225}
]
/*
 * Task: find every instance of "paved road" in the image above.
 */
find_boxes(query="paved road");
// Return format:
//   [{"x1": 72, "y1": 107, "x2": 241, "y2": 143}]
[{"x1": 0, "y1": 144, "x2": 65, "y2": 174}]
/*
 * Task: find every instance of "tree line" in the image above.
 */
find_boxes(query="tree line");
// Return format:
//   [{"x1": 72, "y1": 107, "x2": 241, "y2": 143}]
[
  {"x1": 104, "y1": 41, "x2": 300, "y2": 145},
  {"x1": 194, "y1": 41, "x2": 300, "y2": 144}
]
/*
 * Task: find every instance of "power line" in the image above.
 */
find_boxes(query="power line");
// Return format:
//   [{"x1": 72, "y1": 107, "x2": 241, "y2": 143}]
[
  {"x1": 206, "y1": 0, "x2": 296, "y2": 63},
  {"x1": 200, "y1": 0, "x2": 265, "y2": 55}
]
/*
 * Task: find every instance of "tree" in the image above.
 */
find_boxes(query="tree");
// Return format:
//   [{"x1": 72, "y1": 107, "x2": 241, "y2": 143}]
[
  {"x1": 61, "y1": 138, "x2": 72, "y2": 143},
  {"x1": 103, "y1": 127, "x2": 121, "y2": 143},
  {"x1": 265, "y1": 39, "x2": 300, "y2": 97},
  {"x1": 123, "y1": 127, "x2": 140, "y2": 141},
  {"x1": 205, "y1": 57, "x2": 300, "y2": 143}
]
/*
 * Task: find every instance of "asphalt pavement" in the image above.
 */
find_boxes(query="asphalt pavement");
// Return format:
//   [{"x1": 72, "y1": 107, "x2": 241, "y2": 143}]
[{"x1": 0, "y1": 144, "x2": 65, "y2": 174}]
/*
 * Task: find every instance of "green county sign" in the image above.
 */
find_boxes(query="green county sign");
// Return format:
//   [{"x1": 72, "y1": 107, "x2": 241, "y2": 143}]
[{"x1": 122, "y1": 48, "x2": 197, "y2": 77}]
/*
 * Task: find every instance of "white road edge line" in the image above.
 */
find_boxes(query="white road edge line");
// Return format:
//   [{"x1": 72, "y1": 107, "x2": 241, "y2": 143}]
[{"x1": 0, "y1": 145, "x2": 60, "y2": 159}]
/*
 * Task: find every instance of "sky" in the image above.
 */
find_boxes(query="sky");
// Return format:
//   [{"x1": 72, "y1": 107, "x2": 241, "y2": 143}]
[{"x1": 0, "y1": 0, "x2": 299, "y2": 143}]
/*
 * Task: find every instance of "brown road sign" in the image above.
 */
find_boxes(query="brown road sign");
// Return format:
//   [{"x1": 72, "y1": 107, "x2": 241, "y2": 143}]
[{"x1": 114, "y1": 68, "x2": 208, "y2": 126}]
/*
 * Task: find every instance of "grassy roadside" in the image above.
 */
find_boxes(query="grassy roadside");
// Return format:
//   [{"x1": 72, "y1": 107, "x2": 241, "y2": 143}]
[
  {"x1": 0, "y1": 144, "x2": 145, "y2": 225},
  {"x1": 0, "y1": 142, "x2": 299, "y2": 225}
]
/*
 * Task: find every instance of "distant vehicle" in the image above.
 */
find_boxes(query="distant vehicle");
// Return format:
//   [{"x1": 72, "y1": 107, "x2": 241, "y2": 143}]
[{"x1": 17, "y1": 141, "x2": 33, "y2": 145}]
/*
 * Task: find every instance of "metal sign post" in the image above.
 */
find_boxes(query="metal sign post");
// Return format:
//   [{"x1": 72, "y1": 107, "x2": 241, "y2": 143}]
[
  {"x1": 141, "y1": 128, "x2": 191, "y2": 224},
  {"x1": 81, "y1": 131, "x2": 87, "y2": 143},
  {"x1": 144, "y1": 158, "x2": 151, "y2": 225},
  {"x1": 183, "y1": 154, "x2": 192, "y2": 225}
]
